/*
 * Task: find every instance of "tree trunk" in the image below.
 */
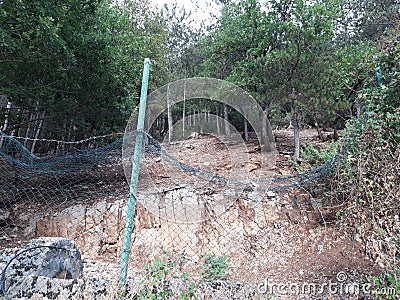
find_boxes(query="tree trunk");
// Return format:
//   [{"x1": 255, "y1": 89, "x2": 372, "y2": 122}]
[
  {"x1": 259, "y1": 108, "x2": 272, "y2": 151},
  {"x1": 146, "y1": 113, "x2": 151, "y2": 137},
  {"x1": 315, "y1": 119, "x2": 324, "y2": 140},
  {"x1": 10, "y1": 107, "x2": 20, "y2": 138},
  {"x1": 200, "y1": 111, "x2": 204, "y2": 134},
  {"x1": 160, "y1": 114, "x2": 165, "y2": 137},
  {"x1": 333, "y1": 125, "x2": 339, "y2": 140},
  {"x1": 182, "y1": 83, "x2": 186, "y2": 138},
  {"x1": 0, "y1": 101, "x2": 12, "y2": 149},
  {"x1": 223, "y1": 103, "x2": 230, "y2": 135},
  {"x1": 354, "y1": 98, "x2": 361, "y2": 118},
  {"x1": 58, "y1": 118, "x2": 67, "y2": 153},
  {"x1": 216, "y1": 106, "x2": 220, "y2": 135},
  {"x1": 30, "y1": 111, "x2": 45, "y2": 153},
  {"x1": 293, "y1": 112, "x2": 300, "y2": 161},
  {"x1": 67, "y1": 120, "x2": 73, "y2": 141},
  {"x1": 167, "y1": 84, "x2": 173, "y2": 143},
  {"x1": 243, "y1": 112, "x2": 249, "y2": 142},
  {"x1": 24, "y1": 112, "x2": 35, "y2": 149},
  {"x1": 1, "y1": 101, "x2": 12, "y2": 132}
]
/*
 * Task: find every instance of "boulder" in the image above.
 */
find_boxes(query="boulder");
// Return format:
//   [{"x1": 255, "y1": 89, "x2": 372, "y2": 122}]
[{"x1": 2, "y1": 237, "x2": 83, "y2": 297}]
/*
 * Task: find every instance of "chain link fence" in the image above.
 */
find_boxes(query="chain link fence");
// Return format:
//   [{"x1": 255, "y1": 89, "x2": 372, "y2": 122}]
[{"x1": 1, "y1": 124, "x2": 374, "y2": 299}]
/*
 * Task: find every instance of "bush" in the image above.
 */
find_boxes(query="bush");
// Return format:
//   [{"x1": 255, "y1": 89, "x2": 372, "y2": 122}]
[
  {"x1": 316, "y1": 24, "x2": 400, "y2": 273},
  {"x1": 367, "y1": 270, "x2": 400, "y2": 299},
  {"x1": 293, "y1": 142, "x2": 338, "y2": 171},
  {"x1": 200, "y1": 253, "x2": 229, "y2": 282},
  {"x1": 137, "y1": 251, "x2": 196, "y2": 300}
]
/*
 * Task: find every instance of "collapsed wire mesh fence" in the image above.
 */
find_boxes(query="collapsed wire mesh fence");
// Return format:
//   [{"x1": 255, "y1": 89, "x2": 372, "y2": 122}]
[{"x1": 0, "y1": 126, "x2": 362, "y2": 298}]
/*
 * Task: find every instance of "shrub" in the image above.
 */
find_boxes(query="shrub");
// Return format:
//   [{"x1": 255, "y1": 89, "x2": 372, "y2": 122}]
[{"x1": 200, "y1": 253, "x2": 229, "y2": 282}]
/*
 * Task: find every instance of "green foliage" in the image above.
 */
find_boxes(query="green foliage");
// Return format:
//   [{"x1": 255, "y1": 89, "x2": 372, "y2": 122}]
[
  {"x1": 137, "y1": 251, "x2": 197, "y2": 300},
  {"x1": 136, "y1": 252, "x2": 231, "y2": 299},
  {"x1": 367, "y1": 270, "x2": 400, "y2": 299},
  {"x1": 332, "y1": 88, "x2": 400, "y2": 212},
  {"x1": 160, "y1": 2, "x2": 202, "y2": 80},
  {"x1": 338, "y1": 0, "x2": 400, "y2": 42},
  {"x1": 1, "y1": 0, "x2": 396, "y2": 146},
  {"x1": 293, "y1": 142, "x2": 338, "y2": 171},
  {"x1": 0, "y1": 0, "x2": 168, "y2": 140},
  {"x1": 328, "y1": 24, "x2": 400, "y2": 271},
  {"x1": 187, "y1": 0, "x2": 371, "y2": 131},
  {"x1": 200, "y1": 253, "x2": 229, "y2": 282}
]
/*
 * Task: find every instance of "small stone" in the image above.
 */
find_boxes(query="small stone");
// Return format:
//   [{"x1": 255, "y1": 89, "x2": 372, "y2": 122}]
[
  {"x1": 248, "y1": 163, "x2": 259, "y2": 172},
  {"x1": 0, "y1": 208, "x2": 10, "y2": 224},
  {"x1": 273, "y1": 221, "x2": 282, "y2": 229},
  {"x1": 354, "y1": 234, "x2": 363, "y2": 243}
]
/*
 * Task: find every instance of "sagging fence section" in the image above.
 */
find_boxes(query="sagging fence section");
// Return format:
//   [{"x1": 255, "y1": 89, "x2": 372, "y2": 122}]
[{"x1": 0, "y1": 129, "x2": 344, "y2": 298}]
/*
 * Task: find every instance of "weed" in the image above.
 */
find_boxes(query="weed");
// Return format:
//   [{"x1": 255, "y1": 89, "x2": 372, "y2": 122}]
[
  {"x1": 367, "y1": 270, "x2": 400, "y2": 299},
  {"x1": 200, "y1": 253, "x2": 229, "y2": 282},
  {"x1": 136, "y1": 251, "x2": 197, "y2": 300}
]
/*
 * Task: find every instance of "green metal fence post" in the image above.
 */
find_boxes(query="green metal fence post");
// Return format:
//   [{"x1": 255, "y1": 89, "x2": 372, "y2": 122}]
[
  {"x1": 375, "y1": 65, "x2": 383, "y2": 88},
  {"x1": 373, "y1": 55, "x2": 383, "y2": 89},
  {"x1": 119, "y1": 58, "x2": 151, "y2": 288}
]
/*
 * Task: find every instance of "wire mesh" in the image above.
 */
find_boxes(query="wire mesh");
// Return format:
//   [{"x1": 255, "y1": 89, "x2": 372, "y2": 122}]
[{"x1": 0, "y1": 128, "x2": 368, "y2": 299}]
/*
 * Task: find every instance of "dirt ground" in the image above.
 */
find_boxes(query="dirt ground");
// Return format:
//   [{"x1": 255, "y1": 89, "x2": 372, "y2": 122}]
[
  {"x1": 132, "y1": 128, "x2": 382, "y2": 298},
  {"x1": 111, "y1": 128, "x2": 381, "y2": 292}
]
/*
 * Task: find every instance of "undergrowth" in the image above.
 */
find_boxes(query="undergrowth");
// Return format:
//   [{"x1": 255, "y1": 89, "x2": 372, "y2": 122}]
[
  {"x1": 135, "y1": 251, "x2": 196, "y2": 300},
  {"x1": 300, "y1": 24, "x2": 400, "y2": 297},
  {"x1": 133, "y1": 252, "x2": 230, "y2": 299},
  {"x1": 291, "y1": 141, "x2": 338, "y2": 172}
]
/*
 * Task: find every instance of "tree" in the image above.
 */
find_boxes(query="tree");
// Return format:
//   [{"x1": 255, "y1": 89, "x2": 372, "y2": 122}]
[
  {"x1": 158, "y1": 2, "x2": 202, "y2": 140},
  {"x1": 336, "y1": 0, "x2": 400, "y2": 42},
  {"x1": 0, "y1": 0, "x2": 168, "y2": 151},
  {"x1": 199, "y1": 0, "x2": 344, "y2": 159}
]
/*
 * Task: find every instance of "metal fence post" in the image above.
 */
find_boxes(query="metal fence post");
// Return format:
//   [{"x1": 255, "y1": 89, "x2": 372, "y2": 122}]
[{"x1": 119, "y1": 58, "x2": 151, "y2": 288}]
